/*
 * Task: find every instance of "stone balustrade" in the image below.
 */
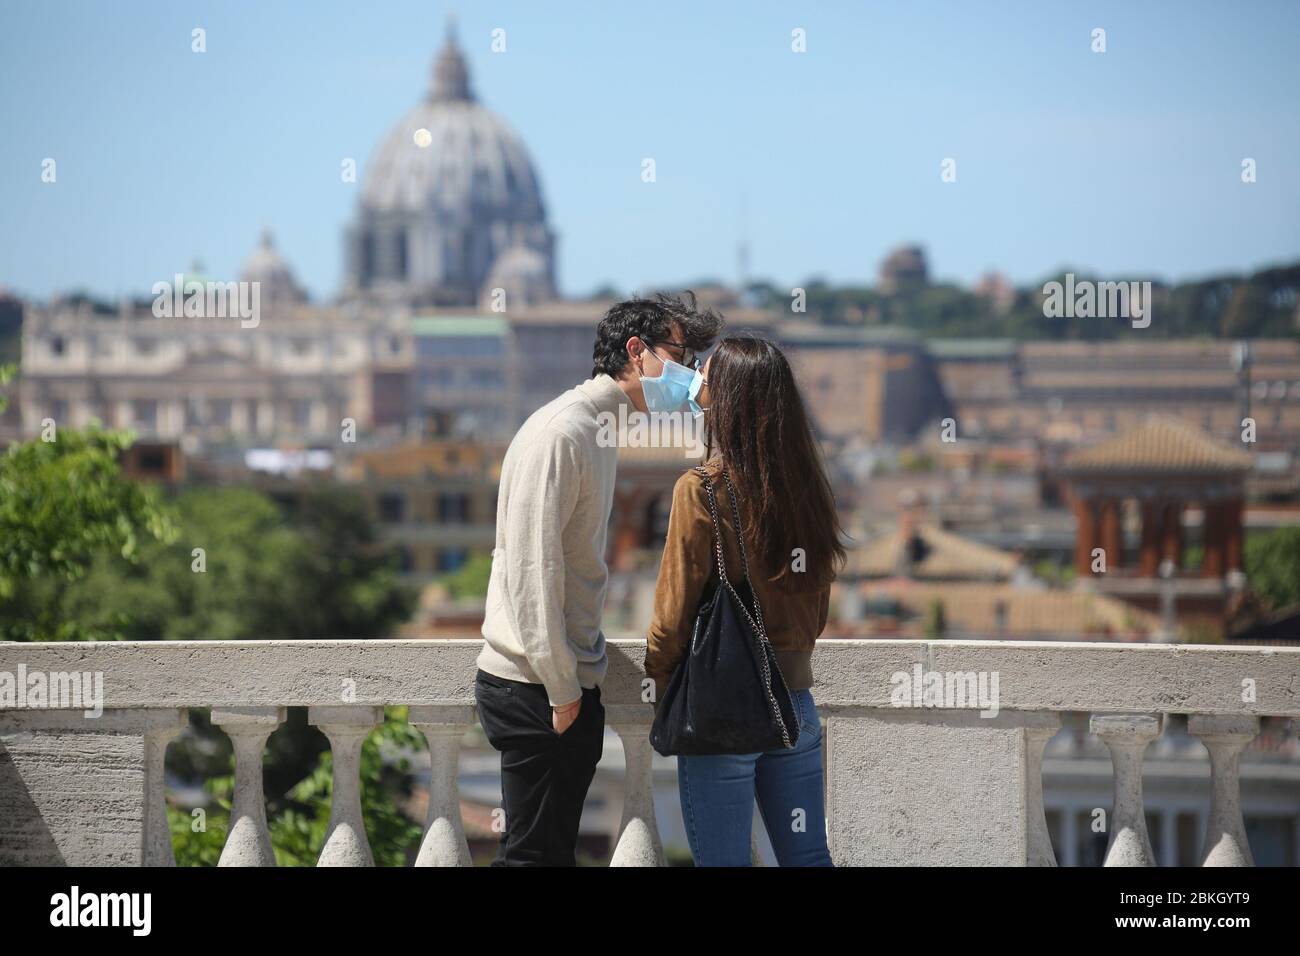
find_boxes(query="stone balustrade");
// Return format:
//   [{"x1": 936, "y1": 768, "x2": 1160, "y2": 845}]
[{"x1": 1, "y1": 639, "x2": 1297, "y2": 866}]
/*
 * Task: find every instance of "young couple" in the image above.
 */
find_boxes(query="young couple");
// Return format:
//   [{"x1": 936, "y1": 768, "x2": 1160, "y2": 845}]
[{"x1": 474, "y1": 292, "x2": 844, "y2": 866}]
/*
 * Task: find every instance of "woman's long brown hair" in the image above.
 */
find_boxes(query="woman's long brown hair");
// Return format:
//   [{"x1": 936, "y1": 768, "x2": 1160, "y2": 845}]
[{"x1": 703, "y1": 335, "x2": 846, "y2": 591}]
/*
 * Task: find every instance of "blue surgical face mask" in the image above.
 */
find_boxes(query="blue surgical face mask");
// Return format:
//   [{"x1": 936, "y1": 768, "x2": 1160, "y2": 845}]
[
  {"x1": 686, "y1": 368, "x2": 706, "y2": 420},
  {"x1": 640, "y1": 349, "x2": 697, "y2": 413}
]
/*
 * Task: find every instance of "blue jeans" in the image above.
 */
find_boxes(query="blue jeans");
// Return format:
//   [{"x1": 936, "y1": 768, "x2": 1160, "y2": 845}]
[{"x1": 677, "y1": 688, "x2": 834, "y2": 866}]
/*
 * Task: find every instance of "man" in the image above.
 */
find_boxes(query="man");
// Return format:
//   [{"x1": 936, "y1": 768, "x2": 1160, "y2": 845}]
[{"x1": 475, "y1": 291, "x2": 722, "y2": 866}]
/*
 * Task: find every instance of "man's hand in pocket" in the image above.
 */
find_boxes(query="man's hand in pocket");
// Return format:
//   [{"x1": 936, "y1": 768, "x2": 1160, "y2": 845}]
[{"x1": 552, "y1": 696, "x2": 582, "y2": 734}]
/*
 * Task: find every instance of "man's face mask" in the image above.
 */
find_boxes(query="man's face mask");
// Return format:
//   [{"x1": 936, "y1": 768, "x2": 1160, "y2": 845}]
[{"x1": 639, "y1": 346, "x2": 698, "y2": 413}]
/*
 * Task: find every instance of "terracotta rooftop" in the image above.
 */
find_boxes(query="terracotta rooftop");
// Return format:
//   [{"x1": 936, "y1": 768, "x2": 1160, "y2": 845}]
[
  {"x1": 348, "y1": 441, "x2": 504, "y2": 480},
  {"x1": 1062, "y1": 416, "x2": 1253, "y2": 475},
  {"x1": 844, "y1": 523, "x2": 1021, "y2": 580},
  {"x1": 858, "y1": 581, "x2": 1161, "y2": 638}
]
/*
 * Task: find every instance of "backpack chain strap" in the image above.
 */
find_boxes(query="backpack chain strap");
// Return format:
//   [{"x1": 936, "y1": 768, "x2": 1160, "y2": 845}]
[{"x1": 696, "y1": 466, "x2": 793, "y2": 748}]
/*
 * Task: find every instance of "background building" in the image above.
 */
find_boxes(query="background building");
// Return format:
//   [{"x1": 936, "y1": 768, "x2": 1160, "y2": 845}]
[{"x1": 343, "y1": 27, "x2": 556, "y2": 308}]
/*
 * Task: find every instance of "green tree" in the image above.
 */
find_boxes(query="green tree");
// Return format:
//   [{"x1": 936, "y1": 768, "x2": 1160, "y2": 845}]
[
  {"x1": 7, "y1": 484, "x2": 418, "y2": 642},
  {"x1": 0, "y1": 362, "x2": 15, "y2": 412},
  {"x1": 439, "y1": 551, "x2": 493, "y2": 599},
  {"x1": 1245, "y1": 528, "x2": 1300, "y2": 611},
  {"x1": 0, "y1": 424, "x2": 177, "y2": 639},
  {"x1": 269, "y1": 485, "x2": 418, "y2": 639}
]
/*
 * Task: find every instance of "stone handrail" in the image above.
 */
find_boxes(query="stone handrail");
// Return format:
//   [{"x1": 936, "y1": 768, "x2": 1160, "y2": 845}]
[{"x1": 1, "y1": 639, "x2": 1297, "y2": 866}]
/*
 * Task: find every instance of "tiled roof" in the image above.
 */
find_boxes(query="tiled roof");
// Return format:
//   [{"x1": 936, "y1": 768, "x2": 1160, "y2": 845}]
[
  {"x1": 844, "y1": 523, "x2": 1020, "y2": 580},
  {"x1": 859, "y1": 581, "x2": 1160, "y2": 637},
  {"x1": 351, "y1": 441, "x2": 502, "y2": 479},
  {"x1": 1063, "y1": 415, "x2": 1252, "y2": 474}
]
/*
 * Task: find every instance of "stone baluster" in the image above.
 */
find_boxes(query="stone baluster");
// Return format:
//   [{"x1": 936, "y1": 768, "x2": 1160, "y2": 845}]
[
  {"x1": 1091, "y1": 713, "x2": 1163, "y2": 866},
  {"x1": 213, "y1": 706, "x2": 285, "y2": 867},
  {"x1": 1188, "y1": 714, "x2": 1258, "y2": 867},
  {"x1": 608, "y1": 706, "x2": 665, "y2": 866},
  {"x1": 409, "y1": 704, "x2": 475, "y2": 867},
  {"x1": 1025, "y1": 712, "x2": 1062, "y2": 866},
  {"x1": 310, "y1": 705, "x2": 383, "y2": 866},
  {"x1": 143, "y1": 709, "x2": 188, "y2": 866}
]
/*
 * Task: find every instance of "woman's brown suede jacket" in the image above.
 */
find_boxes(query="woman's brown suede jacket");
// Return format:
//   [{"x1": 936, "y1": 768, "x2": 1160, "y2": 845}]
[{"x1": 644, "y1": 465, "x2": 830, "y2": 702}]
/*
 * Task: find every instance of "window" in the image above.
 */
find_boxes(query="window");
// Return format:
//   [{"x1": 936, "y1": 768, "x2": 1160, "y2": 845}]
[
  {"x1": 395, "y1": 231, "x2": 408, "y2": 278},
  {"x1": 138, "y1": 449, "x2": 167, "y2": 473},
  {"x1": 438, "y1": 548, "x2": 468, "y2": 573},
  {"x1": 133, "y1": 400, "x2": 158, "y2": 430},
  {"x1": 50, "y1": 336, "x2": 66, "y2": 356},
  {"x1": 378, "y1": 493, "x2": 406, "y2": 523},
  {"x1": 437, "y1": 492, "x2": 470, "y2": 524},
  {"x1": 361, "y1": 232, "x2": 376, "y2": 280}
]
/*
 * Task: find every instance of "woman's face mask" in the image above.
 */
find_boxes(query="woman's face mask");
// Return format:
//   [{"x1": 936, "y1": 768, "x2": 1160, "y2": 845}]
[{"x1": 686, "y1": 368, "x2": 706, "y2": 420}]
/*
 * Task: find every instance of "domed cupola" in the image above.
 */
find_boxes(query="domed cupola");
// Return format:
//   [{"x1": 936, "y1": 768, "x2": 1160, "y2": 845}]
[
  {"x1": 346, "y1": 20, "x2": 556, "y2": 307},
  {"x1": 240, "y1": 229, "x2": 308, "y2": 306},
  {"x1": 480, "y1": 229, "x2": 557, "y2": 311}
]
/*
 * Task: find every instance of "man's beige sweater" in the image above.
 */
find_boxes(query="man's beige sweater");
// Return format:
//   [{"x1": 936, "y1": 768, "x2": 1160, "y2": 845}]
[{"x1": 477, "y1": 374, "x2": 630, "y2": 707}]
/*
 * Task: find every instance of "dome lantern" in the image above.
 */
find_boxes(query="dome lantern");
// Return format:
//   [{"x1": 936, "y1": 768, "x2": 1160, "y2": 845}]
[
  {"x1": 429, "y1": 18, "x2": 473, "y2": 102},
  {"x1": 240, "y1": 228, "x2": 307, "y2": 305}
]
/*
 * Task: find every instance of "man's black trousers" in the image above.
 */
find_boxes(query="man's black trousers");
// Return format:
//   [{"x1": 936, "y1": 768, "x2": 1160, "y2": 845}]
[{"x1": 474, "y1": 668, "x2": 605, "y2": 866}]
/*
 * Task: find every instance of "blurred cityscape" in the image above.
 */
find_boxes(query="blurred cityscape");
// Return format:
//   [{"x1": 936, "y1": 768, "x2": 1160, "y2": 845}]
[
  {"x1": 2, "y1": 24, "x2": 1298, "y2": 865},
  {"x1": 6, "y1": 30, "x2": 1298, "y2": 647}
]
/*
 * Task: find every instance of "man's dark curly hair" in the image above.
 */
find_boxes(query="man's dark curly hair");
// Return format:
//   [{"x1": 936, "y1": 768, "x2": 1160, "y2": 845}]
[{"x1": 591, "y1": 291, "x2": 724, "y2": 378}]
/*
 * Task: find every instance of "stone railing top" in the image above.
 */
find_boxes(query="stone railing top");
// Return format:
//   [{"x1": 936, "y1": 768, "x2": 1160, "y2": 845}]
[{"x1": 0, "y1": 638, "x2": 1297, "y2": 717}]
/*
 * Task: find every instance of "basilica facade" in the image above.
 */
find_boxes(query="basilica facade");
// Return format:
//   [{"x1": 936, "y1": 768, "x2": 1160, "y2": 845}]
[{"x1": 17, "y1": 27, "x2": 570, "y2": 448}]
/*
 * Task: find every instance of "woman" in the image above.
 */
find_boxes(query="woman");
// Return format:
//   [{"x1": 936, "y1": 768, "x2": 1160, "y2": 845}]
[{"x1": 645, "y1": 335, "x2": 846, "y2": 866}]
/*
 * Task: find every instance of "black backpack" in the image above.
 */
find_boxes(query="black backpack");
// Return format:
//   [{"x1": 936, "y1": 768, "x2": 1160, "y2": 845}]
[{"x1": 650, "y1": 467, "x2": 799, "y2": 756}]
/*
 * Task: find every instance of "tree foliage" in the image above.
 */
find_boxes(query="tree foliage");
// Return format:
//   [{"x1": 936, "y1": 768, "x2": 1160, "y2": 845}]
[
  {"x1": 1245, "y1": 528, "x2": 1300, "y2": 612},
  {"x1": 439, "y1": 551, "x2": 493, "y2": 599},
  {"x1": 746, "y1": 261, "x2": 1300, "y2": 340},
  {"x1": 1, "y1": 479, "x2": 417, "y2": 642},
  {"x1": 0, "y1": 425, "x2": 176, "y2": 635}
]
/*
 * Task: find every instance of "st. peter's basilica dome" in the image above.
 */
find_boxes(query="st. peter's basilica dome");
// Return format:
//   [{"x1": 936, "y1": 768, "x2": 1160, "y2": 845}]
[{"x1": 345, "y1": 24, "x2": 556, "y2": 308}]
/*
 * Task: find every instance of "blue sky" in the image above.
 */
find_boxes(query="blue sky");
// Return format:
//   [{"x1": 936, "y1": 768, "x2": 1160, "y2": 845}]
[{"x1": 1, "y1": 0, "x2": 1297, "y2": 302}]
